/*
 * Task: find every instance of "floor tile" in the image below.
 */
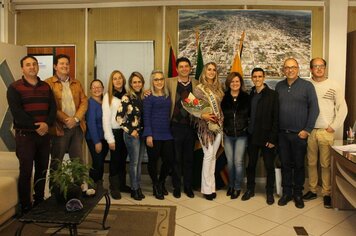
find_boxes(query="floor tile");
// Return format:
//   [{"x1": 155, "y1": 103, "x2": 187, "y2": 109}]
[
  {"x1": 201, "y1": 204, "x2": 248, "y2": 222},
  {"x1": 179, "y1": 197, "x2": 220, "y2": 212},
  {"x1": 175, "y1": 204, "x2": 197, "y2": 219},
  {"x1": 224, "y1": 197, "x2": 266, "y2": 213},
  {"x1": 303, "y1": 204, "x2": 354, "y2": 224},
  {"x1": 174, "y1": 225, "x2": 197, "y2": 236},
  {"x1": 228, "y1": 214, "x2": 278, "y2": 235},
  {"x1": 284, "y1": 214, "x2": 334, "y2": 235},
  {"x1": 176, "y1": 213, "x2": 223, "y2": 233},
  {"x1": 213, "y1": 190, "x2": 236, "y2": 204},
  {"x1": 135, "y1": 194, "x2": 177, "y2": 206},
  {"x1": 247, "y1": 192, "x2": 271, "y2": 205},
  {"x1": 261, "y1": 224, "x2": 298, "y2": 236},
  {"x1": 337, "y1": 213, "x2": 356, "y2": 232},
  {"x1": 253, "y1": 205, "x2": 299, "y2": 223},
  {"x1": 201, "y1": 224, "x2": 254, "y2": 236},
  {"x1": 273, "y1": 196, "x2": 323, "y2": 213},
  {"x1": 322, "y1": 225, "x2": 356, "y2": 236}
]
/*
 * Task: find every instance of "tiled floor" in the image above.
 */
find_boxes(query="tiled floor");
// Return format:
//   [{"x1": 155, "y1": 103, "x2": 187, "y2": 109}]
[{"x1": 102, "y1": 176, "x2": 356, "y2": 236}]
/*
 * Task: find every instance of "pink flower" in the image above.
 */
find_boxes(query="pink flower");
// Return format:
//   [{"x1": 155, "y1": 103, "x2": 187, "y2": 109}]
[
  {"x1": 184, "y1": 98, "x2": 190, "y2": 104},
  {"x1": 193, "y1": 98, "x2": 199, "y2": 105}
]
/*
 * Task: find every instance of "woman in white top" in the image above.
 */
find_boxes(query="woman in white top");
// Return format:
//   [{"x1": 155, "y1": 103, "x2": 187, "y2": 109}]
[{"x1": 102, "y1": 70, "x2": 129, "y2": 199}]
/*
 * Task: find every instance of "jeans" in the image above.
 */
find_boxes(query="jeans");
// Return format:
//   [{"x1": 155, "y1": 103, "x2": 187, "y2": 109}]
[
  {"x1": 279, "y1": 132, "x2": 307, "y2": 197},
  {"x1": 123, "y1": 132, "x2": 146, "y2": 190},
  {"x1": 86, "y1": 139, "x2": 109, "y2": 182},
  {"x1": 51, "y1": 126, "x2": 84, "y2": 169},
  {"x1": 223, "y1": 135, "x2": 247, "y2": 190}
]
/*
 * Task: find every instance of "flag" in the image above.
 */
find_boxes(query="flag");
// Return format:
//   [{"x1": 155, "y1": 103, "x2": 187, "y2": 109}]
[
  {"x1": 168, "y1": 46, "x2": 178, "y2": 77},
  {"x1": 231, "y1": 31, "x2": 245, "y2": 75},
  {"x1": 195, "y1": 42, "x2": 204, "y2": 80}
]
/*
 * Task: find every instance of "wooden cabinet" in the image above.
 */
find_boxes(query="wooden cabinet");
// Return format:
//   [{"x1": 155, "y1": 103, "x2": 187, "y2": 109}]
[
  {"x1": 345, "y1": 31, "x2": 356, "y2": 136},
  {"x1": 331, "y1": 145, "x2": 356, "y2": 210}
]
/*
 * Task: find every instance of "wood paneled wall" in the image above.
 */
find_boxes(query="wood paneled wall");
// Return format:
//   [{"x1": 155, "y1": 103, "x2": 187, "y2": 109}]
[
  {"x1": 16, "y1": 9, "x2": 85, "y2": 84},
  {"x1": 87, "y1": 7, "x2": 163, "y2": 85},
  {"x1": 348, "y1": 7, "x2": 356, "y2": 32},
  {"x1": 16, "y1": 5, "x2": 324, "y2": 88}
]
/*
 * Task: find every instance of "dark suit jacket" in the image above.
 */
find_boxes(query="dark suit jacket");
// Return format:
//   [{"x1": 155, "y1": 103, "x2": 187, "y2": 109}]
[
  {"x1": 165, "y1": 77, "x2": 199, "y2": 118},
  {"x1": 249, "y1": 85, "x2": 279, "y2": 146}
]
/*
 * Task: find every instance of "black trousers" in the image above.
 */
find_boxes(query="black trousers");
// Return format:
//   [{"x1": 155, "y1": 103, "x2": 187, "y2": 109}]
[
  {"x1": 247, "y1": 141, "x2": 276, "y2": 194},
  {"x1": 110, "y1": 129, "x2": 128, "y2": 186},
  {"x1": 171, "y1": 124, "x2": 196, "y2": 189},
  {"x1": 15, "y1": 131, "x2": 50, "y2": 208},
  {"x1": 86, "y1": 138, "x2": 109, "y2": 182},
  {"x1": 146, "y1": 139, "x2": 174, "y2": 184}
]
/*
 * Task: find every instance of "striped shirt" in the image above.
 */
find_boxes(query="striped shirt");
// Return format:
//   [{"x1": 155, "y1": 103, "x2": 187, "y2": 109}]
[{"x1": 7, "y1": 77, "x2": 56, "y2": 130}]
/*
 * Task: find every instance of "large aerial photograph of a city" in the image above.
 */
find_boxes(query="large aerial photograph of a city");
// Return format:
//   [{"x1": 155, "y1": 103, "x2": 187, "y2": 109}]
[{"x1": 178, "y1": 9, "x2": 312, "y2": 83}]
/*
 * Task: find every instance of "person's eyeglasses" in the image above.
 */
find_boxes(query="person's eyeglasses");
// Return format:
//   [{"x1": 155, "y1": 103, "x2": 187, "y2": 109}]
[
  {"x1": 284, "y1": 66, "x2": 298, "y2": 71},
  {"x1": 91, "y1": 86, "x2": 103, "y2": 90},
  {"x1": 312, "y1": 64, "x2": 326, "y2": 69},
  {"x1": 153, "y1": 78, "x2": 164, "y2": 82}
]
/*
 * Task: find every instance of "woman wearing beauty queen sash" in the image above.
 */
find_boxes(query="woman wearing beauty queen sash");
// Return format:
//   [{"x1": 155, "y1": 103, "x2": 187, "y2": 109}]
[{"x1": 194, "y1": 62, "x2": 224, "y2": 200}]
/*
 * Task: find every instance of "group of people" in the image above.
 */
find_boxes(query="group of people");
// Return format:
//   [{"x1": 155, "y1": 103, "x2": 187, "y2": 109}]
[{"x1": 7, "y1": 53, "x2": 347, "y2": 215}]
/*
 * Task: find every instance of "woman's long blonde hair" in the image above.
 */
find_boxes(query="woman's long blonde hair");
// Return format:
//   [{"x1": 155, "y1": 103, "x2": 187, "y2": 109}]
[
  {"x1": 199, "y1": 62, "x2": 224, "y2": 99},
  {"x1": 126, "y1": 71, "x2": 145, "y2": 99},
  {"x1": 107, "y1": 70, "x2": 126, "y2": 105}
]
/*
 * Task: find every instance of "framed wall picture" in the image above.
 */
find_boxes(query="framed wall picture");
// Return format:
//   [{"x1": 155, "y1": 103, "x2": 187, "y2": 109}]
[{"x1": 178, "y1": 9, "x2": 312, "y2": 79}]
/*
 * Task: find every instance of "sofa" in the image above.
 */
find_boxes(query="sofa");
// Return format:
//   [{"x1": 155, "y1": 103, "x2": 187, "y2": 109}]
[{"x1": 0, "y1": 152, "x2": 19, "y2": 225}]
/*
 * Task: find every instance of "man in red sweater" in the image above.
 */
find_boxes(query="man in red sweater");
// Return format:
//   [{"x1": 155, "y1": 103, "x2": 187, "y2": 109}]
[{"x1": 7, "y1": 55, "x2": 56, "y2": 214}]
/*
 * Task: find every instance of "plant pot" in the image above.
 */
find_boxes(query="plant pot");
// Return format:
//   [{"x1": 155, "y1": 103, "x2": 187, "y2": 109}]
[{"x1": 52, "y1": 184, "x2": 82, "y2": 204}]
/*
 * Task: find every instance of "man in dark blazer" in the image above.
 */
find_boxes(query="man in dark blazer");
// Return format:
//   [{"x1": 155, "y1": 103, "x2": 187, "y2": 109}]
[
  {"x1": 166, "y1": 57, "x2": 199, "y2": 198},
  {"x1": 241, "y1": 67, "x2": 279, "y2": 205}
]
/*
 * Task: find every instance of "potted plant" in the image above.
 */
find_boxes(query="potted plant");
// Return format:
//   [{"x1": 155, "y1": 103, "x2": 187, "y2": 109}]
[{"x1": 49, "y1": 158, "x2": 93, "y2": 203}]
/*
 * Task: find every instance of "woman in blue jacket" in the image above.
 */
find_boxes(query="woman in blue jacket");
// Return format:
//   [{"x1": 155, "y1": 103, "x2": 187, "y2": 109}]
[{"x1": 85, "y1": 79, "x2": 109, "y2": 185}]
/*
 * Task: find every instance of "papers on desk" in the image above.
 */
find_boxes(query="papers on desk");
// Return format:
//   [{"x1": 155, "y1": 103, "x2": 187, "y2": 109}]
[{"x1": 332, "y1": 144, "x2": 356, "y2": 152}]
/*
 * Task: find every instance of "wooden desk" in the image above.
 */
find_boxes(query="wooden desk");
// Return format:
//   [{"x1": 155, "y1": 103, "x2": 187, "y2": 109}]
[{"x1": 331, "y1": 141, "x2": 356, "y2": 210}]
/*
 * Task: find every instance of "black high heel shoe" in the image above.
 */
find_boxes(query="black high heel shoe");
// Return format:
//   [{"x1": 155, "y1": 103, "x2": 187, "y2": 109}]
[
  {"x1": 231, "y1": 190, "x2": 241, "y2": 199},
  {"x1": 138, "y1": 188, "x2": 145, "y2": 199},
  {"x1": 204, "y1": 194, "x2": 214, "y2": 201},
  {"x1": 226, "y1": 187, "x2": 233, "y2": 196},
  {"x1": 131, "y1": 189, "x2": 142, "y2": 201},
  {"x1": 153, "y1": 184, "x2": 164, "y2": 200}
]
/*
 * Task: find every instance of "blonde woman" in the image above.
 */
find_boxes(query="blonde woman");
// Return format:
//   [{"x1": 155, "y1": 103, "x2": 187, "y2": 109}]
[
  {"x1": 142, "y1": 70, "x2": 174, "y2": 200},
  {"x1": 195, "y1": 62, "x2": 224, "y2": 200},
  {"x1": 102, "y1": 70, "x2": 129, "y2": 199},
  {"x1": 116, "y1": 72, "x2": 146, "y2": 201}
]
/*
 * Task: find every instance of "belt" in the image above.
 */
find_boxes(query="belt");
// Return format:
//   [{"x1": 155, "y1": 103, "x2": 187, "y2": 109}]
[
  {"x1": 15, "y1": 129, "x2": 37, "y2": 135},
  {"x1": 280, "y1": 129, "x2": 299, "y2": 134}
]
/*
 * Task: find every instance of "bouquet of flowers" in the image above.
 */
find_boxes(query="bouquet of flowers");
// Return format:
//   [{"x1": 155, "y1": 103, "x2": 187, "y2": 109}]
[
  {"x1": 182, "y1": 92, "x2": 211, "y2": 117},
  {"x1": 181, "y1": 92, "x2": 221, "y2": 133}
]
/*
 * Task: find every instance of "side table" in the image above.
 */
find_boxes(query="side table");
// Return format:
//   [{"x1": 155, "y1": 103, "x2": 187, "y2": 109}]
[{"x1": 16, "y1": 186, "x2": 111, "y2": 236}]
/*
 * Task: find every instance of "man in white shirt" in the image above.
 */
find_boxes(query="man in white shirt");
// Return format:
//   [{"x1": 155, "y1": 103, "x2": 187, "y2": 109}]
[{"x1": 303, "y1": 58, "x2": 348, "y2": 208}]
